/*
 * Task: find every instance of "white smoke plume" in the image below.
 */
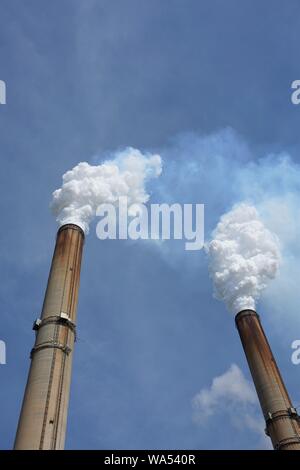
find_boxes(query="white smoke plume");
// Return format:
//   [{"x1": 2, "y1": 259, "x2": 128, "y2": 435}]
[
  {"x1": 207, "y1": 203, "x2": 280, "y2": 314},
  {"x1": 51, "y1": 147, "x2": 162, "y2": 233}
]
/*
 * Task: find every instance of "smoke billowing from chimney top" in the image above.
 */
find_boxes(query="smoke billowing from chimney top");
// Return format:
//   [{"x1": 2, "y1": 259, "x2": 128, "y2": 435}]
[
  {"x1": 51, "y1": 147, "x2": 162, "y2": 233},
  {"x1": 207, "y1": 203, "x2": 280, "y2": 314}
]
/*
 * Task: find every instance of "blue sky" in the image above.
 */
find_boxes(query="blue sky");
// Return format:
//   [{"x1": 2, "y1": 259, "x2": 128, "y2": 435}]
[{"x1": 1, "y1": 0, "x2": 300, "y2": 450}]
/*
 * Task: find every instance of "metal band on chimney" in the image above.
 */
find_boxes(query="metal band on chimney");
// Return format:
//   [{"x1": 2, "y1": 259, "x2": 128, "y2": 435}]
[
  {"x1": 30, "y1": 342, "x2": 72, "y2": 358},
  {"x1": 275, "y1": 436, "x2": 300, "y2": 450},
  {"x1": 33, "y1": 315, "x2": 77, "y2": 339}
]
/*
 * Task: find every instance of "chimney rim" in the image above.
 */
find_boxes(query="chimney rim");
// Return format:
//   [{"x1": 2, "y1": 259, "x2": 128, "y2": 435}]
[
  {"x1": 57, "y1": 223, "x2": 85, "y2": 239},
  {"x1": 235, "y1": 309, "x2": 259, "y2": 325}
]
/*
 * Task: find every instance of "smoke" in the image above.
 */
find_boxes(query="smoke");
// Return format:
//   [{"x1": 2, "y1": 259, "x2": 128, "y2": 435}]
[
  {"x1": 52, "y1": 128, "x2": 300, "y2": 327},
  {"x1": 150, "y1": 128, "x2": 300, "y2": 332},
  {"x1": 51, "y1": 147, "x2": 162, "y2": 233},
  {"x1": 207, "y1": 203, "x2": 280, "y2": 314}
]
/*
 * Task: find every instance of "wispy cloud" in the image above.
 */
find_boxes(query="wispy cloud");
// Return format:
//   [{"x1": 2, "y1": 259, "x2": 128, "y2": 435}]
[{"x1": 192, "y1": 364, "x2": 271, "y2": 449}]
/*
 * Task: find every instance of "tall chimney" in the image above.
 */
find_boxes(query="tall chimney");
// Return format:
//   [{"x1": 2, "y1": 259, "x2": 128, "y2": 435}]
[
  {"x1": 235, "y1": 309, "x2": 300, "y2": 450},
  {"x1": 14, "y1": 224, "x2": 84, "y2": 450}
]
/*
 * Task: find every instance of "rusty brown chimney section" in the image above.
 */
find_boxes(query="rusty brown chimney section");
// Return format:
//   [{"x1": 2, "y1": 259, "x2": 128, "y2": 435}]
[
  {"x1": 235, "y1": 309, "x2": 300, "y2": 450},
  {"x1": 14, "y1": 224, "x2": 84, "y2": 450}
]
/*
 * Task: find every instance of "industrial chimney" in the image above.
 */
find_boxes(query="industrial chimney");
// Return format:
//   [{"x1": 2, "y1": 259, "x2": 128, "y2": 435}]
[
  {"x1": 14, "y1": 224, "x2": 84, "y2": 450},
  {"x1": 235, "y1": 309, "x2": 300, "y2": 450}
]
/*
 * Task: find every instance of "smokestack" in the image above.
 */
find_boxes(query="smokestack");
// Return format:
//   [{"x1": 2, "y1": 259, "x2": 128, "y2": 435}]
[
  {"x1": 208, "y1": 203, "x2": 300, "y2": 448},
  {"x1": 14, "y1": 224, "x2": 84, "y2": 450},
  {"x1": 14, "y1": 148, "x2": 162, "y2": 450},
  {"x1": 235, "y1": 309, "x2": 300, "y2": 450}
]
